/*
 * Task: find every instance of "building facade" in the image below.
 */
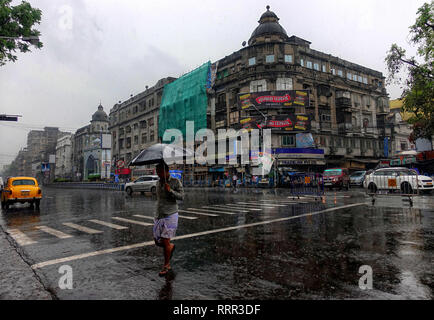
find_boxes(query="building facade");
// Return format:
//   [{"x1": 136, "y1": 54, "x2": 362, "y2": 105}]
[
  {"x1": 109, "y1": 77, "x2": 175, "y2": 176},
  {"x1": 55, "y1": 133, "x2": 73, "y2": 180},
  {"x1": 72, "y1": 104, "x2": 112, "y2": 181},
  {"x1": 208, "y1": 6, "x2": 390, "y2": 171}
]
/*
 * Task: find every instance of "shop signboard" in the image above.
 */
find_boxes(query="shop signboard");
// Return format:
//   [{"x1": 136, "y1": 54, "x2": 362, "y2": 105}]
[
  {"x1": 238, "y1": 114, "x2": 311, "y2": 132},
  {"x1": 238, "y1": 90, "x2": 309, "y2": 110}
]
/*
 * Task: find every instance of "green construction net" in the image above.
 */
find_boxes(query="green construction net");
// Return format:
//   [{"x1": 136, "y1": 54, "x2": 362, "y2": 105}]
[{"x1": 158, "y1": 61, "x2": 210, "y2": 139}]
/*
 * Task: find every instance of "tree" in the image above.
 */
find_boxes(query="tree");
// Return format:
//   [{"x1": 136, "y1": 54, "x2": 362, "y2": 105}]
[
  {"x1": 0, "y1": 0, "x2": 43, "y2": 66},
  {"x1": 385, "y1": 1, "x2": 434, "y2": 141}
]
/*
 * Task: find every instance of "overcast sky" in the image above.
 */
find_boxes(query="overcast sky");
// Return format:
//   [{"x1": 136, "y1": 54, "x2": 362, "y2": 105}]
[{"x1": 0, "y1": 0, "x2": 426, "y2": 167}]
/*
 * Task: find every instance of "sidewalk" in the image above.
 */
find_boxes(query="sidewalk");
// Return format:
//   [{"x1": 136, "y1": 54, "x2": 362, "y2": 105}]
[{"x1": 0, "y1": 227, "x2": 53, "y2": 300}]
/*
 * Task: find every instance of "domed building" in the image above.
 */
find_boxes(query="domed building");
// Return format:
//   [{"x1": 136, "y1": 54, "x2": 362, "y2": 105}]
[
  {"x1": 72, "y1": 104, "x2": 112, "y2": 181},
  {"x1": 205, "y1": 5, "x2": 390, "y2": 172}
]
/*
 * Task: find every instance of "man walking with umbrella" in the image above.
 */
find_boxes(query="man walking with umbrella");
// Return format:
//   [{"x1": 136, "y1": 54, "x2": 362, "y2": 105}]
[
  {"x1": 129, "y1": 143, "x2": 190, "y2": 276},
  {"x1": 154, "y1": 161, "x2": 184, "y2": 276}
]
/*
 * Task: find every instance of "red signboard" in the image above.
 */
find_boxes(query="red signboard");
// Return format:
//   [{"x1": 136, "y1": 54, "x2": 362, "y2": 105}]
[
  {"x1": 115, "y1": 168, "x2": 131, "y2": 175},
  {"x1": 239, "y1": 90, "x2": 309, "y2": 109}
]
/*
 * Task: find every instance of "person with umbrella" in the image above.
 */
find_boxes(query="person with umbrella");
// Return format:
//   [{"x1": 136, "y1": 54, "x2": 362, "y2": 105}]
[
  {"x1": 153, "y1": 161, "x2": 184, "y2": 276},
  {"x1": 130, "y1": 144, "x2": 189, "y2": 276}
]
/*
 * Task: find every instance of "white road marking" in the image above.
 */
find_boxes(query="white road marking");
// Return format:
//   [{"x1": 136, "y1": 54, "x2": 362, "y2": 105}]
[
  {"x1": 237, "y1": 202, "x2": 287, "y2": 207},
  {"x1": 260, "y1": 200, "x2": 311, "y2": 204},
  {"x1": 202, "y1": 206, "x2": 250, "y2": 213},
  {"x1": 188, "y1": 207, "x2": 237, "y2": 215},
  {"x1": 134, "y1": 214, "x2": 198, "y2": 221},
  {"x1": 112, "y1": 217, "x2": 153, "y2": 226},
  {"x1": 88, "y1": 220, "x2": 128, "y2": 230},
  {"x1": 31, "y1": 203, "x2": 365, "y2": 270},
  {"x1": 210, "y1": 205, "x2": 262, "y2": 211},
  {"x1": 35, "y1": 226, "x2": 73, "y2": 239},
  {"x1": 62, "y1": 222, "x2": 103, "y2": 234},
  {"x1": 178, "y1": 210, "x2": 219, "y2": 217},
  {"x1": 7, "y1": 228, "x2": 37, "y2": 246}
]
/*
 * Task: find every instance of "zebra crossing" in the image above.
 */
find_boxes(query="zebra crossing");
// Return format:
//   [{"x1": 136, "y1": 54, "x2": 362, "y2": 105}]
[{"x1": 6, "y1": 198, "x2": 321, "y2": 247}]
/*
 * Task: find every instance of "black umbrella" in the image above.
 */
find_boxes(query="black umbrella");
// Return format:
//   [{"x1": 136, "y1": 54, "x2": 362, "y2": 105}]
[{"x1": 129, "y1": 143, "x2": 194, "y2": 166}]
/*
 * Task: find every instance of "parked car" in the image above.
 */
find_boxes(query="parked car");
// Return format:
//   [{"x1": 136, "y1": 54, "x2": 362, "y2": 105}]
[
  {"x1": 1, "y1": 177, "x2": 42, "y2": 210},
  {"x1": 125, "y1": 175, "x2": 159, "y2": 196},
  {"x1": 350, "y1": 171, "x2": 367, "y2": 187},
  {"x1": 364, "y1": 167, "x2": 433, "y2": 194},
  {"x1": 323, "y1": 168, "x2": 350, "y2": 190}
]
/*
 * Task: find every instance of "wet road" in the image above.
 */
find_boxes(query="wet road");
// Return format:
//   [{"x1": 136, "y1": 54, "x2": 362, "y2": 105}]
[{"x1": 0, "y1": 187, "x2": 433, "y2": 300}]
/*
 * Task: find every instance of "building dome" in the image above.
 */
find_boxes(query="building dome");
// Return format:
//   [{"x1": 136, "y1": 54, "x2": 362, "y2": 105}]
[
  {"x1": 249, "y1": 6, "x2": 288, "y2": 45},
  {"x1": 91, "y1": 104, "x2": 109, "y2": 122}
]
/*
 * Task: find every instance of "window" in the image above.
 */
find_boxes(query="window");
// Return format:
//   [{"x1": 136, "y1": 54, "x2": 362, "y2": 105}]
[
  {"x1": 134, "y1": 136, "x2": 138, "y2": 145},
  {"x1": 229, "y1": 111, "x2": 239, "y2": 124},
  {"x1": 248, "y1": 57, "x2": 256, "y2": 66},
  {"x1": 126, "y1": 126, "x2": 131, "y2": 133},
  {"x1": 133, "y1": 123, "x2": 138, "y2": 130},
  {"x1": 320, "y1": 136, "x2": 327, "y2": 147},
  {"x1": 250, "y1": 79, "x2": 267, "y2": 92},
  {"x1": 320, "y1": 114, "x2": 331, "y2": 122},
  {"x1": 322, "y1": 65, "x2": 327, "y2": 73},
  {"x1": 265, "y1": 55, "x2": 275, "y2": 63},
  {"x1": 363, "y1": 77, "x2": 368, "y2": 84},
  {"x1": 119, "y1": 139, "x2": 124, "y2": 149},
  {"x1": 141, "y1": 133, "x2": 147, "y2": 144},
  {"x1": 313, "y1": 63, "x2": 320, "y2": 71},
  {"x1": 126, "y1": 137, "x2": 131, "y2": 149},
  {"x1": 331, "y1": 68, "x2": 336, "y2": 75},
  {"x1": 150, "y1": 132, "x2": 155, "y2": 142},
  {"x1": 276, "y1": 78, "x2": 293, "y2": 90},
  {"x1": 282, "y1": 135, "x2": 295, "y2": 146},
  {"x1": 347, "y1": 72, "x2": 352, "y2": 80},
  {"x1": 300, "y1": 59, "x2": 304, "y2": 67},
  {"x1": 140, "y1": 120, "x2": 147, "y2": 129},
  {"x1": 306, "y1": 61, "x2": 313, "y2": 69},
  {"x1": 284, "y1": 55, "x2": 293, "y2": 63},
  {"x1": 358, "y1": 75, "x2": 363, "y2": 82},
  {"x1": 337, "y1": 70, "x2": 343, "y2": 77},
  {"x1": 148, "y1": 118, "x2": 154, "y2": 126},
  {"x1": 353, "y1": 74, "x2": 358, "y2": 81}
]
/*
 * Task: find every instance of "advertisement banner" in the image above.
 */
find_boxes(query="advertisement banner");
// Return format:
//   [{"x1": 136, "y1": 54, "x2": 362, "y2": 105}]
[
  {"x1": 238, "y1": 115, "x2": 311, "y2": 132},
  {"x1": 239, "y1": 90, "x2": 309, "y2": 110}
]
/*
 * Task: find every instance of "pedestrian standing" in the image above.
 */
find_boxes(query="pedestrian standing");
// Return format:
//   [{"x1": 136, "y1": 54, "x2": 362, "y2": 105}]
[
  {"x1": 153, "y1": 161, "x2": 184, "y2": 276},
  {"x1": 232, "y1": 174, "x2": 238, "y2": 188}
]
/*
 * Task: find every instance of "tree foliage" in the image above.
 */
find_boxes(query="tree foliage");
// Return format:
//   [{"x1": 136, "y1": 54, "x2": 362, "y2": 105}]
[
  {"x1": 385, "y1": 1, "x2": 434, "y2": 140},
  {"x1": 0, "y1": 0, "x2": 43, "y2": 66}
]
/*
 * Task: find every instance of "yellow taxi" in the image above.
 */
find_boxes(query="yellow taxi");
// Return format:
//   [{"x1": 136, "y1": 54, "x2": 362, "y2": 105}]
[{"x1": 1, "y1": 177, "x2": 42, "y2": 210}]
